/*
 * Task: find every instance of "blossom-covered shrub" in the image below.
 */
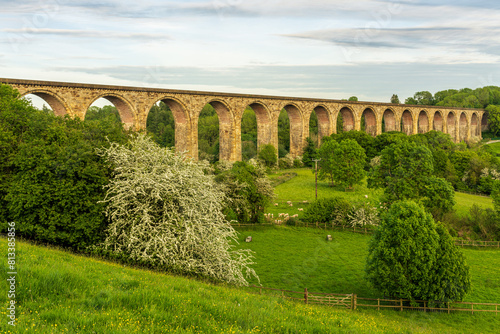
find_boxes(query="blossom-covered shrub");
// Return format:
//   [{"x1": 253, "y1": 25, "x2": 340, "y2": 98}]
[{"x1": 99, "y1": 134, "x2": 258, "y2": 286}]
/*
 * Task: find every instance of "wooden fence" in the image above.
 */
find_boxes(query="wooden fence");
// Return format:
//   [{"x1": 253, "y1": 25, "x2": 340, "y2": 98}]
[
  {"x1": 454, "y1": 240, "x2": 500, "y2": 248},
  {"x1": 248, "y1": 286, "x2": 500, "y2": 315}
]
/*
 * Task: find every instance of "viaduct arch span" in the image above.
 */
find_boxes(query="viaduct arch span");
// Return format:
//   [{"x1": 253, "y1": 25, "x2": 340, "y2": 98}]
[{"x1": 1, "y1": 78, "x2": 485, "y2": 162}]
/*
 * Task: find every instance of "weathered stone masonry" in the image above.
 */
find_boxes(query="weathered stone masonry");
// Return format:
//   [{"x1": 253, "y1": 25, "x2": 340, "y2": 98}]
[{"x1": 1, "y1": 78, "x2": 486, "y2": 162}]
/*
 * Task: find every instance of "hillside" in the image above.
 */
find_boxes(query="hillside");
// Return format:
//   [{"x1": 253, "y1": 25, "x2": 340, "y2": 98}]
[{"x1": 2, "y1": 236, "x2": 498, "y2": 333}]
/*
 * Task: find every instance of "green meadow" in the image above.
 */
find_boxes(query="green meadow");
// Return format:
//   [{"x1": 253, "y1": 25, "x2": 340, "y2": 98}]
[
  {"x1": 265, "y1": 168, "x2": 493, "y2": 220},
  {"x1": 1, "y1": 235, "x2": 500, "y2": 334},
  {"x1": 1, "y1": 169, "x2": 498, "y2": 333}
]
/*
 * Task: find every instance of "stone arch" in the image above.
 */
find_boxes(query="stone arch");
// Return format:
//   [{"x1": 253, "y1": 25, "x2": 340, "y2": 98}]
[
  {"x1": 281, "y1": 103, "x2": 304, "y2": 157},
  {"x1": 459, "y1": 112, "x2": 468, "y2": 142},
  {"x1": 87, "y1": 93, "x2": 136, "y2": 130},
  {"x1": 202, "y1": 99, "x2": 234, "y2": 161},
  {"x1": 149, "y1": 96, "x2": 192, "y2": 155},
  {"x1": 471, "y1": 112, "x2": 480, "y2": 138},
  {"x1": 247, "y1": 101, "x2": 272, "y2": 151},
  {"x1": 362, "y1": 107, "x2": 377, "y2": 136},
  {"x1": 401, "y1": 109, "x2": 413, "y2": 135},
  {"x1": 433, "y1": 111, "x2": 444, "y2": 132},
  {"x1": 22, "y1": 89, "x2": 70, "y2": 117},
  {"x1": 447, "y1": 111, "x2": 457, "y2": 141},
  {"x1": 382, "y1": 108, "x2": 397, "y2": 132},
  {"x1": 337, "y1": 106, "x2": 355, "y2": 132},
  {"x1": 418, "y1": 110, "x2": 430, "y2": 134},
  {"x1": 313, "y1": 104, "x2": 331, "y2": 145}
]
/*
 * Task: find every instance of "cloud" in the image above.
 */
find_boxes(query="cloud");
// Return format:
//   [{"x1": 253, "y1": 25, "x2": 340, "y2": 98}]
[
  {"x1": 2, "y1": 28, "x2": 170, "y2": 40},
  {"x1": 283, "y1": 25, "x2": 500, "y2": 57}
]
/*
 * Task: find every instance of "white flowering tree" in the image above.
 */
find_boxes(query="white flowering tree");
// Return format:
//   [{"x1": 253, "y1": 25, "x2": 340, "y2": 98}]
[{"x1": 99, "y1": 134, "x2": 258, "y2": 286}]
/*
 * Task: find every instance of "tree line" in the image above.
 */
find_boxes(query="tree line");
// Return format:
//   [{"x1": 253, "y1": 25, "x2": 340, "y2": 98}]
[{"x1": 0, "y1": 84, "x2": 274, "y2": 286}]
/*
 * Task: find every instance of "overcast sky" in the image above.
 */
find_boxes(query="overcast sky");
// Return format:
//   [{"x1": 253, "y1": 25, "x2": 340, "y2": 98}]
[{"x1": 1, "y1": 0, "x2": 500, "y2": 103}]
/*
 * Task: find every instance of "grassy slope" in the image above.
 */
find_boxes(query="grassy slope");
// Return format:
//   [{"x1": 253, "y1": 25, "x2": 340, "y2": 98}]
[
  {"x1": 0, "y1": 237, "x2": 479, "y2": 334},
  {"x1": 265, "y1": 168, "x2": 493, "y2": 220},
  {"x1": 485, "y1": 142, "x2": 500, "y2": 156},
  {"x1": 233, "y1": 226, "x2": 500, "y2": 334}
]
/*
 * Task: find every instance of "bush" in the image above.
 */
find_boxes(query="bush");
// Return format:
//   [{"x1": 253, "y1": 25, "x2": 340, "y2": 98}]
[
  {"x1": 278, "y1": 154, "x2": 294, "y2": 169},
  {"x1": 258, "y1": 144, "x2": 278, "y2": 167},
  {"x1": 0, "y1": 84, "x2": 128, "y2": 250},
  {"x1": 215, "y1": 161, "x2": 274, "y2": 224},
  {"x1": 99, "y1": 134, "x2": 258, "y2": 285},
  {"x1": 365, "y1": 201, "x2": 470, "y2": 302},
  {"x1": 347, "y1": 202, "x2": 380, "y2": 227},
  {"x1": 302, "y1": 197, "x2": 352, "y2": 226}
]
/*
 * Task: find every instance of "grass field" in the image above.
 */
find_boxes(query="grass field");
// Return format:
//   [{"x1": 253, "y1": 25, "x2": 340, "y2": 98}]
[
  {"x1": 3, "y1": 236, "x2": 495, "y2": 334},
  {"x1": 484, "y1": 142, "x2": 500, "y2": 157},
  {"x1": 265, "y1": 169, "x2": 494, "y2": 220},
  {"x1": 233, "y1": 225, "x2": 500, "y2": 333}
]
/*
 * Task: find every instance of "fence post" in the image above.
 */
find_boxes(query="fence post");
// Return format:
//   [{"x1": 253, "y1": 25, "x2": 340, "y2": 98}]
[
  {"x1": 400, "y1": 299, "x2": 403, "y2": 311},
  {"x1": 447, "y1": 302, "x2": 450, "y2": 314},
  {"x1": 353, "y1": 294, "x2": 357, "y2": 310},
  {"x1": 259, "y1": 287, "x2": 262, "y2": 295},
  {"x1": 472, "y1": 303, "x2": 474, "y2": 315},
  {"x1": 304, "y1": 288, "x2": 308, "y2": 304},
  {"x1": 377, "y1": 298, "x2": 380, "y2": 311}
]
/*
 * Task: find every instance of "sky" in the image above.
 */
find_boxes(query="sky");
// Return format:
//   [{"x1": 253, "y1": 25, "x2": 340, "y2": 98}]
[{"x1": 1, "y1": 0, "x2": 500, "y2": 104}]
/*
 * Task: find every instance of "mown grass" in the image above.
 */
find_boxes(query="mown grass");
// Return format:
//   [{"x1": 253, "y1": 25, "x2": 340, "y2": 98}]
[
  {"x1": 2, "y1": 236, "x2": 491, "y2": 334},
  {"x1": 265, "y1": 168, "x2": 493, "y2": 220},
  {"x1": 233, "y1": 225, "x2": 500, "y2": 333}
]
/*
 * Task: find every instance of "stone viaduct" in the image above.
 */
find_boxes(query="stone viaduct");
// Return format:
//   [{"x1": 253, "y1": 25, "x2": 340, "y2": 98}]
[{"x1": 1, "y1": 78, "x2": 486, "y2": 162}]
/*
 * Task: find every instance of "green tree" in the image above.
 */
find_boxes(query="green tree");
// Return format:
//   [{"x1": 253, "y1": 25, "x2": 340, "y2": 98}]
[
  {"x1": 318, "y1": 138, "x2": 366, "y2": 190},
  {"x1": 257, "y1": 144, "x2": 277, "y2": 167},
  {"x1": 368, "y1": 140, "x2": 455, "y2": 213},
  {"x1": 215, "y1": 161, "x2": 274, "y2": 224},
  {"x1": 241, "y1": 107, "x2": 257, "y2": 160},
  {"x1": 486, "y1": 105, "x2": 500, "y2": 136},
  {"x1": 198, "y1": 104, "x2": 220, "y2": 162},
  {"x1": 317, "y1": 138, "x2": 338, "y2": 186},
  {"x1": 331, "y1": 139, "x2": 366, "y2": 190},
  {"x1": 278, "y1": 109, "x2": 290, "y2": 158},
  {"x1": 302, "y1": 137, "x2": 318, "y2": 167},
  {"x1": 0, "y1": 84, "x2": 128, "y2": 250},
  {"x1": 348, "y1": 96, "x2": 358, "y2": 101},
  {"x1": 492, "y1": 181, "x2": 500, "y2": 214},
  {"x1": 146, "y1": 102, "x2": 175, "y2": 148},
  {"x1": 366, "y1": 201, "x2": 470, "y2": 302},
  {"x1": 390, "y1": 94, "x2": 400, "y2": 104},
  {"x1": 99, "y1": 134, "x2": 258, "y2": 286},
  {"x1": 85, "y1": 105, "x2": 122, "y2": 123}
]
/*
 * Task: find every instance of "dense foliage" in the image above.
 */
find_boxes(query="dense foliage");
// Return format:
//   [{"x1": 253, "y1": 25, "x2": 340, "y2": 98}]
[
  {"x1": 366, "y1": 201, "x2": 470, "y2": 302},
  {"x1": 146, "y1": 102, "x2": 175, "y2": 148},
  {"x1": 99, "y1": 134, "x2": 258, "y2": 285},
  {"x1": 258, "y1": 144, "x2": 278, "y2": 167},
  {"x1": 198, "y1": 104, "x2": 220, "y2": 162},
  {"x1": 0, "y1": 84, "x2": 128, "y2": 250},
  {"x1": 241, "y1": 107, "x2": 258, "y2": 161},
  {"x1": 368, "y1": 140, "x2": 455, "y2": 213},
  {"x1": 215, "y1": 161, "x2": 274, "y2": 224},
  {"x1": 302, "y1": 197, "x2": 352, "y2": 225}
]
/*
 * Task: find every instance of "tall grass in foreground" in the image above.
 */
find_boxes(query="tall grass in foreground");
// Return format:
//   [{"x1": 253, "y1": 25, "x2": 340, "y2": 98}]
[{"x1": 1, "y1": 237, "x2": 498, "y2": 333}]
